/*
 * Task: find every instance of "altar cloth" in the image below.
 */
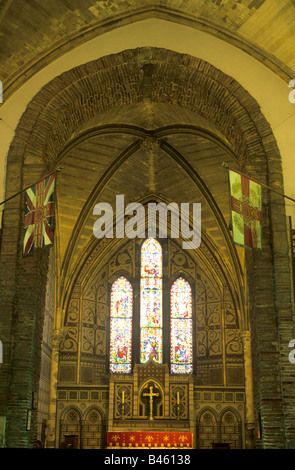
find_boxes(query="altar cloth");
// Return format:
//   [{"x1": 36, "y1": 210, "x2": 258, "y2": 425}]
[{"x1": 107, "y1": 431, "x2": 193, "y2": 448}]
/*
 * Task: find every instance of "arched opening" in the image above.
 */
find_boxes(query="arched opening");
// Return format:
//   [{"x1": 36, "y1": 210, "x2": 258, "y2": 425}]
[{"x1": 0, "y1": 45, "x2": 293, "y2": 449}]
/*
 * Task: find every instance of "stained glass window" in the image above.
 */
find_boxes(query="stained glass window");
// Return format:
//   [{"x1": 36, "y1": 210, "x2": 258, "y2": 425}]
[
  {"x1": 140, "y1": 238, "x2": 162, "y2": 363},
  {"x1": 170, "y1": 277, "x2": 193, "y2": 374},
  {"x1": 110, "y1": 276, "x2": 133, "y2": 373},
  {"x1": 109, "y1": 244, "x2": 194, "y2": 374}
]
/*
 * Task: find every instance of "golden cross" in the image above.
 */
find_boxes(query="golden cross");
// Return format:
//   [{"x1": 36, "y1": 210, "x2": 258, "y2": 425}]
[{"x1": 143, "y1": 385, "x2": 159, "y2": 420}]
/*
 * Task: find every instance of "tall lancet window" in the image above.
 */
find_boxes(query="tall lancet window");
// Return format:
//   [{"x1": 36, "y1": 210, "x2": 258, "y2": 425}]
[
  {"x1": 109, "y1": 276, "x2": 133, "y2": 373},
  {"x1": 170, "y1": 277, "x2": 193, "y2": 374},
  {"x1": 140, "y1": 238, "x2": 163, "y2": 364}
]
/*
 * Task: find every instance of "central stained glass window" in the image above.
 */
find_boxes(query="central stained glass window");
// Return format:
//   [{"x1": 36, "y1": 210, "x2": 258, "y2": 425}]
[{"x1": 140, "y1": 238, "x2": 163, "y2": 364}]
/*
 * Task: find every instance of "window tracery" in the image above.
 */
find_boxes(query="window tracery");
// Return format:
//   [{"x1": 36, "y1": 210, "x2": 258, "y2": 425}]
[{"x1": 109, "y1": 239, "x2": 193, "y2": 375}]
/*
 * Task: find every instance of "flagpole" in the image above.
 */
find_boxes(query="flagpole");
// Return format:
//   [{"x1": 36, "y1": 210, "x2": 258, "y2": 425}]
[
  {"x1": 0, "y1": 167, "x2": 63, "y2": 207},
  {"x1": 222, "y1": 162, "x2": 295, "y2": 203}
]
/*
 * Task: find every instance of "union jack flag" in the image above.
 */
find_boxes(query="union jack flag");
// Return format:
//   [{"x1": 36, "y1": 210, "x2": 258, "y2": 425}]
[{"x1": 23, "y1": 172, "x2": 56, "y2": 256}]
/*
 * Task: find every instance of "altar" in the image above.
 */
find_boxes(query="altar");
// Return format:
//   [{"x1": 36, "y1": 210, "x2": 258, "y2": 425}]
[{"x1": 107, "y1": 357, "x2": 195, "y2": 448}]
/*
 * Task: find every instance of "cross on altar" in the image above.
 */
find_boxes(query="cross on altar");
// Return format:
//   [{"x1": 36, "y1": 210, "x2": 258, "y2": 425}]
[{"x1": 143, "y1": 385, "x2": 159, "y2": 420}]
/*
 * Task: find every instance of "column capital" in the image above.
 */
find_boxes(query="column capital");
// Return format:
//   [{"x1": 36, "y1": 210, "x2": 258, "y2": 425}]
[
  {"x1": 240, "y1": 330, "x2": 251, "y2": 343},
  {"x1": 51, "y1": 329, "x2": 64, "y2": 349}
]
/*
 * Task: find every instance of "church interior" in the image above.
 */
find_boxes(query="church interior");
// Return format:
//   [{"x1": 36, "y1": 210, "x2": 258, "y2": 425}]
[{"x1": 0, "y1": 0, "x2": 295, "y2": 450}]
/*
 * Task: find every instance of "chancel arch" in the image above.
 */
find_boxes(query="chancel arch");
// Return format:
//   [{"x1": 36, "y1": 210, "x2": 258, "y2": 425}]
[{"x1": 0, "y1": 40, "x2": 293, "y2": 450}]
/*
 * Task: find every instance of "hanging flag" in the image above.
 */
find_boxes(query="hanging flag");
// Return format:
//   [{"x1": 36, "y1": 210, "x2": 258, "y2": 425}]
[
  {"x1": 229, "y1": 169, "x2": 262, "y2": 249},
  {"x1": 23, "y1": 172, "x2": 56, "y2": 256}
]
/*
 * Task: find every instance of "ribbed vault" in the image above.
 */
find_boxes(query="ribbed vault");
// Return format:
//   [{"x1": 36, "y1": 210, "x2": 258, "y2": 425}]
[{"x1": 4, "y1": 47, "x2": 285, "y2": 333}]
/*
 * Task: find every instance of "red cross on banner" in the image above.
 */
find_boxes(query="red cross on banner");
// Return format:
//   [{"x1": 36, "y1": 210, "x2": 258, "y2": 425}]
[
  {"x1": 229, "y1": 169, "x2": 262, "y2": 249},
  {"x1": 23, "y1": 172, "x2": 56, "y2": 256}
]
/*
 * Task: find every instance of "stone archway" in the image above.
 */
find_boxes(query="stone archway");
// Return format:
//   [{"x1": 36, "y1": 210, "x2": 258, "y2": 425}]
[{"x1": 0, "y1": 47, "x2": 294, "y2": 448}]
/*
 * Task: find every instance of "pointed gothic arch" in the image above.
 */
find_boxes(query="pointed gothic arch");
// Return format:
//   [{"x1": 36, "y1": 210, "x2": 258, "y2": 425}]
[{"x1": 0, "y1": 43, "x2": 293, "y2": 449}]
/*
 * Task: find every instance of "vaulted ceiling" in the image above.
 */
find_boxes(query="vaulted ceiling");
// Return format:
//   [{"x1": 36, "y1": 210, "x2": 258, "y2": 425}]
[
  {"x1": 0, "y1": 0, "x2": 295, "y2": 94},
  {"x1": 56, "y1": 103, "x2": 238, "y2": 285},
  {"x1": 0, "y1": 1, "x2": 294, "y2": 328}
]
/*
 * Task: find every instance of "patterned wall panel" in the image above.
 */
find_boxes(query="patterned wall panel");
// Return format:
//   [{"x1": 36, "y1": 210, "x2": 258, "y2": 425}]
[
  {"x1": 81, "y1": 270, "x2": 107, "y2": 358},
  {"x1": 114, "y1": 384, "x2": 133, "y2": 419},
  {"x1": 224, "y1": 285, "x2": 242, "y2": 359},
  {"x1": 195, "y1": 271, "x2": 222, "y2": 361},
  {"x1": 170, "y1": 384, "x2": 188, "y2": 419},
  {"x1": 168, "y1": 240, "x2": 195, "y2": 279},
  {"x1": 109, "y1": 240, "x2": 135, "y2": 278},
  {"x1": 59, "y1": 240, "x2": 137, "y2": 385},
  {"x1": 224, "y1": 285, "x2": 244, "y2": 385},
  {"x1": 194, "y1": 268, "x2": 244, "y2": 386},
  {"x1": 79, "y1": 268, "x2": 108, "y2": 383},
  {"x1": 60, "y1": 285, "x2": 81, "y2": 357}
]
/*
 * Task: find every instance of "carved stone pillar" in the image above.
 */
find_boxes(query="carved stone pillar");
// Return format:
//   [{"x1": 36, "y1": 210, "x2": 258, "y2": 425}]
[
  {"x1": 241, "y1": 330, "x2": 256, "y2": 449},
  {"x1": 45, "y1": 327, "x2": 64, "y2": 448}
]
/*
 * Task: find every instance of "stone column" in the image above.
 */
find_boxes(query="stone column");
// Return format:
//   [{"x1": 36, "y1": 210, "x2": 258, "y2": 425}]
[
  {"x1": 45, "y1": 328, "x2": 64, "y2": 448},
  {"x1": 108, "y1": 375, "x2": 115, "y2": 432},
  {"x1": 241, "y1": 330, "x2": 256, "y2": 449},
  {"x1": 80, "y1": 419, "x2": 85, "y2": 449}
]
